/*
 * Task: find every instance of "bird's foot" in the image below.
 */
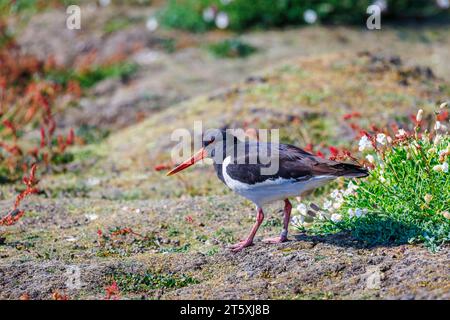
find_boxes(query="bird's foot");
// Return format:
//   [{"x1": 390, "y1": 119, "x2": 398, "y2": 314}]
[
  {"x1": 263, "y1": 236, "x2": 288, "y2": 244},
  {"x1": 229, "y1": 240, "x2": 253, "y2": 252}
]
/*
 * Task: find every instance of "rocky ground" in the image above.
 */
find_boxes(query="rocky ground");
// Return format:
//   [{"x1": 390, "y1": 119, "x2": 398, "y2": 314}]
[
  {"x1": 1, "y1": 196, "x2": 448, "y2": 300},
  {"x1": 1, "y1": 4, "x2": 449, "y2": 299}
]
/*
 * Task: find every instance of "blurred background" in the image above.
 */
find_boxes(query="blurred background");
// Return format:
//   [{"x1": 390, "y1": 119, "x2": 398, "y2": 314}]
[
  {"x1": 1, "y1": 1, "x2": 449, "y2": 179},
  {"x1": 1, "y1": 1, "x2": 449, "y2": 181}
]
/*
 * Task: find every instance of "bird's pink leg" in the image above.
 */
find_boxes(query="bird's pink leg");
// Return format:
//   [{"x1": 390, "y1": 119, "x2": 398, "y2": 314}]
[
  {"x1": 230, "y1": 207, "x2": 264, "y2": 252},
  {"x1": 263, "y1": 199, "x2": 292, "y2": 244}
]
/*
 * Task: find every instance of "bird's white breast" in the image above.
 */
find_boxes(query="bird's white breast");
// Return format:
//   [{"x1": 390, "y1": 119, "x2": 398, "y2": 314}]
[{"x1": 222, "y1": 156, "x2": 335, "y2": 206}]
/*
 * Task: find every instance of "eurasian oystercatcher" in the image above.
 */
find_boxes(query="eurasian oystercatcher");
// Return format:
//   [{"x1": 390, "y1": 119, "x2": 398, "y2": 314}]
[{"x1": 167, "y1": 129, "x2": 368, "y2": 252}]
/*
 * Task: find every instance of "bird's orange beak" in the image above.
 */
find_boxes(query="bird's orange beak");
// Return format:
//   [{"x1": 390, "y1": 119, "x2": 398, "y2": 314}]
[{"x1": 166, "y1": 148, "x2": 207, "y2": 176}]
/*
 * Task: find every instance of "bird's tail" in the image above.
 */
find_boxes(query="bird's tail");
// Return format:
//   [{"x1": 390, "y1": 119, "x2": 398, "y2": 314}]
[{"x1": 334, "y1": 162, "x2": 369, "y2": 178}]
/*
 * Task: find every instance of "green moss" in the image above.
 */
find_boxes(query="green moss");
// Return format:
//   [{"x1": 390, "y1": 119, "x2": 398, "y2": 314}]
[
  {"x1": 207, "y1": 39, "x2": 257, "y2": 59},
  {"x1": 76, "y1": 125, "x2": 110, "y2": 145},
  {"x1": 158, "y1": 243, "x2": 190, "y2": 253},
  {"x1": 46, "y1": 62, "x2": 139, "y2": 89},
  {"x1": 103, "y1": 17, "x2": 141, "y2": 34},
  {"x1": 213, "y1": 227, "x2": 235, "y2": 244},
  {"x1": 52, "y1": 152, "x2": 75, "y2": 165},
  {"x1": 262, "y1": 217, "x2": 282, "y2": 228},
  {"x1": 112, "y1": 270, "x2": 199, "y2": 293},
  {"x1": 167, "y1": 226, "x2": 180, "y2": 237}
]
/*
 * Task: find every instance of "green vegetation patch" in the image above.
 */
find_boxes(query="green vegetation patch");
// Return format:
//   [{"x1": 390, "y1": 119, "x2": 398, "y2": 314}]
[
  {"x1": 207, "y1": 38, "x2": 257, "y2": 59},
  {"x1": 112, "y1": 270, "x2": 199, "y2": 293},
  {"x1": 103, "y1": 16, "x2": 145, "y2": 34},
  {"x1": 46, "y1": 62, "x2": 139, "y2": 89}
]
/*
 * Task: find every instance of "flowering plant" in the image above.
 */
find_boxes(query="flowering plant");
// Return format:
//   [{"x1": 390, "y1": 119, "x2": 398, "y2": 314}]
[{"x1": 293, "y1": 103, "x2": 450, "y2": 251}]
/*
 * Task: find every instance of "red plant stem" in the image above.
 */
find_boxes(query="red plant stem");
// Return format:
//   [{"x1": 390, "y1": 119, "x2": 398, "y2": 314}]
[{"x1": 0, "y1": 164, "x2": 38, "y2": 226}]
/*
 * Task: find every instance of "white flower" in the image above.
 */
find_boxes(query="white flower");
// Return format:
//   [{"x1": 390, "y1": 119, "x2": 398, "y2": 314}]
[
  {"x1": 435, "y1": 121, "x2": 442, "y2": 130},
  {"x1": 416, "y1": 109, "x2": 424, "y2": 122},
  {"x1": 434, "y1": 135, "x2": 443, "y2": 146},
  {"x1": 146, "y1": 17, "x2": 158, "y2": 32},
  {"x1": 323, "y1": 200, "x2": 333, "y2": 210},
  {"x1": 330, "y1": 189, "x2": 341, "y2": 199},
  {"x1": 99, "y1": 0, "x2": 111, "y2": 7},
  {"x1": 433, "y1": 162, "x2": 449, "y2": 173},
  {"x1": 328, "y1": 189, "x2": 344, "y2": 209},
  {"x1": 344, "y1": 181, "x2": 358, "y2": 196},
  {"x1": 439, "y1": 101, "x2": 448, "y2": 109},
  {"x1": 303, "y1": 9, "x2": 318, "y2": 24},
  {"x1": 434, "y1": 121, "x2": 448, "y2": 132},
  {"x1": 376, "y1": 133, "x2": 387, "y2": 145},
  {"x1": 291, "y1": 215, "x2": 304, "y2": 226},
  {"x1": 333, "y1": 201, "x2": 343, "y2": 210},
  {"x1": 215, "y1": 12, "x2": 229, "y2": 29},
  {"x1": 291, "y1": 215, "x2": 313, "y2": 227},
  {"x1": 422, "y1": 134, "x2": 430, "y2": 143},
  {"x1": 436, "y1": 0, "x2": 450, "y2": 9},
  {"x1": 347, "y1": 181, "x2": 358, "y2": 191},
  {"x1": 330, "y1": 213, "x2": 342, "y2": 223},
  {"x1": 297, "y1": 203, "x2": 308, "y2": 215},
  {"x1": 355, "y1": 208, "x2": 364, "y2": 218},
  {"x1": 379, "y1": 175, "x2": 386, "y2": 183},
  {"x1": 317, "y1": 212, "x2": 326, "y2": 220},
  {"x1": 374, "y1": 0, "x2": 388, "y2": 11},
  {"x1": 396, "y1": 129, "x2": 406, "y2": 137},
  {"x1": 202, "y1": 7, "x2": 215, "y2": 22},
  {"x1": 348, "y1": 209, "x2": 355, "y2": 218},
  {"x1": 359, "y1": 135, "x2": 373, "y2": 152},
  {"x1": 366, "y1": 154, "x2": 375, "y2": 164}
]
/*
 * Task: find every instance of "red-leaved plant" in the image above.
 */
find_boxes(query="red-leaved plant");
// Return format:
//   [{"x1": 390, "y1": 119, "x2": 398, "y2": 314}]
[
  {"x1": 0, "y1": 32, "x2": 79, "y2": 180},
  {"x1": 0, "y1": 164, "x2": 39, "y2": 226}
]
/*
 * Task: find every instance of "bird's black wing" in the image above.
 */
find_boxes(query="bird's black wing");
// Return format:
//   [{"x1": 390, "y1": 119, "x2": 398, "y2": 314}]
[{"x1": 225, "y1": 142, "x2": 367, "y2": 185}]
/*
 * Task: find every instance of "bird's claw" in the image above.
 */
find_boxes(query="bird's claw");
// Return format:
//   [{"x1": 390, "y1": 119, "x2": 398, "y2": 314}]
[
  {"x1": 263, "y1": 236, "x2": 288, "y2": 244},
  {"x1": 229, "y1": 240, "x2": 253, "y2": 252}
]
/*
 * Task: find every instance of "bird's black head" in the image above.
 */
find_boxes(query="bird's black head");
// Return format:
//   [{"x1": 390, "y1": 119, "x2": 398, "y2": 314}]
[
  {"x1": 167, "y1": 128, "x2": 240, "y2": 176},
  {"x1": 202, "y1": 128, "x2": 242, "y2": 161}
]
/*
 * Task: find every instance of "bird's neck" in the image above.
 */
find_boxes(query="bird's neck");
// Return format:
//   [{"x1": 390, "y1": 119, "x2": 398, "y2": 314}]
[{"x1": 211, "y1": 138, "x2": 242, "y2": 184}]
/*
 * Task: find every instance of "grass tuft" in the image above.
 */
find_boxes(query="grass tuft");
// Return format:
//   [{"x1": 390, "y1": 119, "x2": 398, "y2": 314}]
[
  {"x1": 207, "y1": 39, "x2": 257, "y2": 59},
  {"x1": 112, "y1": 271, "x2": 198, "y2": 293}
]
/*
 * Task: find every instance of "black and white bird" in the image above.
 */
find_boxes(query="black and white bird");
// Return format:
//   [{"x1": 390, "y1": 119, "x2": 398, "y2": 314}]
[{"x1": 167, "y1": 129, "x2": 368, "y2": 252}]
